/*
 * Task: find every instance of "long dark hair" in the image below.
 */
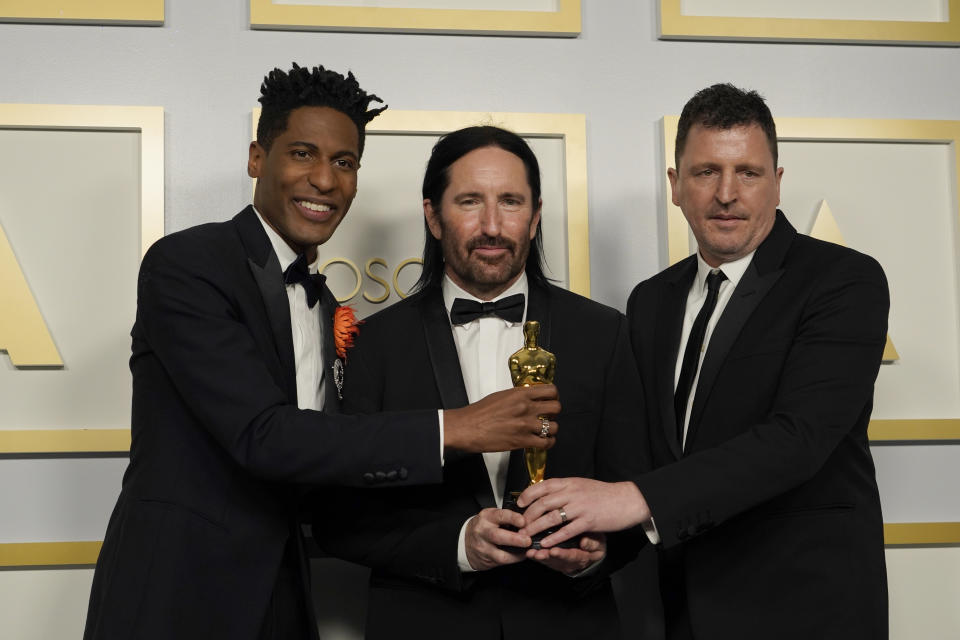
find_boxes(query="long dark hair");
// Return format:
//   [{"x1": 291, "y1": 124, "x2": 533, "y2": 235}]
[{"x1": 414, "y1": 126, "x2": 549, "y2": 292}]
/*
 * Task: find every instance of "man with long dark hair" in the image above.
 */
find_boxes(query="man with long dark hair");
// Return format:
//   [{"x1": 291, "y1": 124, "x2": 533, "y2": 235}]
[{"x1": 315, "y1": 126, "x2": 646, "y2": 640}]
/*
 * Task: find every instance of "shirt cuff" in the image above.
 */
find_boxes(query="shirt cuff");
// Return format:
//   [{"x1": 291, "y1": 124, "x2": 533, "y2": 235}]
[
  {"x1": 437, "y1": 409, "x2": 444, "y2": 466},
  {"x1": 642, "y1": 515, "x2": 661, "y2": 545},
  {"x1": 457, "y1": 517, "x2": 477, "y2": 572}
]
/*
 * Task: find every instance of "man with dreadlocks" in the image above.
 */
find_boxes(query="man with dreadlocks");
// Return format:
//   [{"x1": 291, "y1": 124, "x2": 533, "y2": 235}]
[{"x1": 83, "y1": 64, "x2": 559, "y2": 640}]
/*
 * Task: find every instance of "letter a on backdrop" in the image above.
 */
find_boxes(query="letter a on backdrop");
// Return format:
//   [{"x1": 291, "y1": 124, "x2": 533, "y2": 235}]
[
  {"x1": 809, "y1": 200, "x2": 899, "y2": 363},
  {"x1": 0, "y1": 221, "x2": 63, "y2": 367}
]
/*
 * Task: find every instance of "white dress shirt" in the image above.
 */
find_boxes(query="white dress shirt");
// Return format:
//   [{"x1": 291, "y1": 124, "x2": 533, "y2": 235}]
[
  {"x1": 255, "y1": 210, "x2": 445, "y2": 463},
  {"x1": 644, "y1": 249, "x2": 755, "y2": 545},
  {"x1": 674, "y1": 250, "x2": 754, "y2": 448},
  {"x1": 255, "y1": 209, "x2": 326, "y2": 411},
  {"x1": 446, "y1": 273, "x2": 528, "y2": 571}
]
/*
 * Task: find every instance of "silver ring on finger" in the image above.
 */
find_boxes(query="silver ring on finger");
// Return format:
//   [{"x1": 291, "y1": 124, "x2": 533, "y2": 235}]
[
  {"x1": 539, "y1": 416, "x2": 550, "y2": 438},
  {"x1": 559, "y1": 508, "x2": 568, "y2": 524}
]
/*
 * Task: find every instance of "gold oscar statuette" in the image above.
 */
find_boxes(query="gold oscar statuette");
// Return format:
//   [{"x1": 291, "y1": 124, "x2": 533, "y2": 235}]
[{"x1": 508, "y1": 320, "x2": 556, "y2": 486}]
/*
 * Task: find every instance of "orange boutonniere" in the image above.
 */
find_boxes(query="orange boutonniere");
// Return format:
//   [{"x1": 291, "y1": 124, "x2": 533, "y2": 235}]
[{"x1": 333, "y1": 305, "x2": 362, "y2": 360}]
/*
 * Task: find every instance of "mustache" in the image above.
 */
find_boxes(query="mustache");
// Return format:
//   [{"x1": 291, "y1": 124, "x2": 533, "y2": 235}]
[
  {"x1": 467, "y1": 236, "x2": 516, "y2": 252},
  {"x1": 708, "y1": 204, "x2": 747, "y2": 218}
]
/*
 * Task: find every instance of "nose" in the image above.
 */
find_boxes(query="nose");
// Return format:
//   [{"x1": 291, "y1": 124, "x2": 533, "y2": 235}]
[
  {"x1": 715, "y1": 171, "x2": 737, "y2": 206},
  {"x1": 478, "y1": 200, "x2": 502, "y2": 237},
  {"x1": 308, "y1": 161, "x2": 336, "y2": 193}
]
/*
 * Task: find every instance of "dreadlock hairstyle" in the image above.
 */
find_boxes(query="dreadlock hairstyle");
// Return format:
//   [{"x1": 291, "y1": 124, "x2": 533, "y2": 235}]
[
  {"x1": 256, "y1": 62, "x2": 387, "y2": 157},
  {"x1": 413, "y1": 126, "x2": 549, "y2": 293},
  {"x1": 675, "y1": 83, "x2": 778, "y2": 168}
]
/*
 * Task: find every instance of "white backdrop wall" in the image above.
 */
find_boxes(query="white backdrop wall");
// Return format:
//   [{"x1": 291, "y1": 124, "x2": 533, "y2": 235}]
[{"x1": 1, "y1": 1, "x2": 959, "y2": 639}]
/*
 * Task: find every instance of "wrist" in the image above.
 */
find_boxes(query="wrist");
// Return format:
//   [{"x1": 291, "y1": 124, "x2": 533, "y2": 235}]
[
  {"x1": 441, "y1": 408, "x2": 464, "y2": 450},
  {"x1": 617, "y1": 481, "x2": 651, "y2": 527}
]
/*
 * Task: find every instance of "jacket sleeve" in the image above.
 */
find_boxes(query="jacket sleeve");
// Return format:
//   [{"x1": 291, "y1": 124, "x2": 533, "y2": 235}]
[
  {"x1": 135, "y1": 234, "x2": 441, "y2": 487},
  {"x1": 583, "y1": 312, "x2": 650, "y2": 578},
  {"x1": 632, "y1": 252, "x2": 889, "y2": 548},
  {"x1": 310, "y1": 332, "x2": 475, "y2": 592}
]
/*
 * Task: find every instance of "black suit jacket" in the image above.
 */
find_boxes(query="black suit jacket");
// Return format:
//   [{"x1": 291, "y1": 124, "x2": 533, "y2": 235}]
[
  {"x1": 314, "y1": 282, "x2": 647, "y2": 640},
  {"x1": 84, "y1": 206, "x2": 442, "y2": 640},
  {"x1": 626, "y1": 212, "x2": 888, "y2": 639}
]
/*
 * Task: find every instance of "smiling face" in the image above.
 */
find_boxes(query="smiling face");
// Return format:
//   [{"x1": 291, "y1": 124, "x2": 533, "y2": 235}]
[
  {"x1": 248, "y1": 106, "x2": 360, "y2": 262},
  {"x1": 424, "y1": 145, "x2": 542, "y2": 300},
  {"x1": 668, "y1": 123, "x2": 783, "y2": 267}
]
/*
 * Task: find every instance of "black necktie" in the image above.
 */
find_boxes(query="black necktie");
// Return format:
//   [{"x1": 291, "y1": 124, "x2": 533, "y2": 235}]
[
  {"x1": 283, "y1": 253, "x2": 326, "y2": 309},
  {"x1": 674, "y1": 269, "x2": 726, "y2": 446},
  {"x1": 449, "y1": 293, "x2": 525, "y2": 325}
]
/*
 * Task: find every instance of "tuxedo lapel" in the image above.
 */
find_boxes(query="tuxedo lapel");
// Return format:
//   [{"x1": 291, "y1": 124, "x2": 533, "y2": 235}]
[
  {"x1": 658, "y1": 258, "x2": 697, "y2": 459},
  {"x1": 421, "y1": 288, "x2": 469, "y2": 410},
  {"x1": 235, "y1": 206, "x2": 297, "y2": 401},
  {"x1": 419, "y1": 288, "x2": 497, "y2": 509},
  {"x1": 685, "y1": 212, "x2": 796, "y2": 448},
  {"x1": 505, "y1": 284, "x2": 552, "y2": 494}
]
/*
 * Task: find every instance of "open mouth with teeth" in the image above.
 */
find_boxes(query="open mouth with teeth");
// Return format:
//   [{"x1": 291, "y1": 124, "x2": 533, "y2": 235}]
[
  {"x1": 298, "y1": 200, "x2": 332, "y2": 212},
  {"x1": 296, "y1": 200, "x2": 336, "y2": 221}
]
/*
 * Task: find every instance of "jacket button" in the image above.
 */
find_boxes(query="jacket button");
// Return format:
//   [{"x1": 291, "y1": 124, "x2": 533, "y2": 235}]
[
  {"x1": 386, "y1": 470, "x2": 398, "y2": 481},
  {"x1": 363, "y1": 472, "x2": 375, "y2": 484},
  {"x1": 399, "y1": 467, "x2": 408, "y2": 480},
  {"x1": 375, "y1": 471, "x2": 387, "y2": 481}
]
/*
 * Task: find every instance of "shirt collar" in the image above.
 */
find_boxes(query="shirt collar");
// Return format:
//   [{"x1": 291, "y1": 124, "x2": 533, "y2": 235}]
[
  {"x1": 694, "y1": 249, "x2": 754, "y2": 292},
  {"x1": 442, "y1": 272, "x2": 529, "y2": 324},
  {"x1": 253, "y1": 206, "x2": 319, "y2": 274}
]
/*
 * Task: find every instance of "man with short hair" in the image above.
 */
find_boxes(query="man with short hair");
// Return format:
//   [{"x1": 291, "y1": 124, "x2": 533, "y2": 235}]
[
  {"x1": 314, "y1": 126, "x2": 645, "y2": 640},
  {"x1": 520, "y1": 84, "x2": 889, "y2": 639},
  {"x1": 84, "y1": 66, "x2": 559, "y2": 640}
]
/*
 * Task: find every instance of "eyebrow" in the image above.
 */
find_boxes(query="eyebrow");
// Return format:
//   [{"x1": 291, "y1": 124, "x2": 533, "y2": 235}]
[
  {"x1": 453, "y1": 191, "x2": 527, "y2": 201},
  {"x1": 288, "y1": 141, "x2": 359, "y2": 161},
  {"x1": 687, "y1": 161, "x2": 766, "y2": 173}
]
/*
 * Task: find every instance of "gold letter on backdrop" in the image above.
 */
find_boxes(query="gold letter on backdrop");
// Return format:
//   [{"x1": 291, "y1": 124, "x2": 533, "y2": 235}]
[
  {"x1": 809, "y1": 200, "x2": 899, "y2": 363},
  {"x1": 0, "y1": 222, "x2": 63, "y2": 367}
]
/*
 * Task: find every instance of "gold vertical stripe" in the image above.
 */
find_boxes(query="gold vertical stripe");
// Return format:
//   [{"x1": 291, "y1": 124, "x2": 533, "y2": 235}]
[{"x1": 661, "y1": 117, "x2": 688, "y2": 268}]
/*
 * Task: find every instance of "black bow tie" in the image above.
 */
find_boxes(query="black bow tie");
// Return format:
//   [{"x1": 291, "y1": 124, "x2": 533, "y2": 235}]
[
  {"x1": 449, "y1": 293, "x2": 525, "y2": 325},
  {"x1": 283, "y1": 253, "x2": 326, "y2": 309}
]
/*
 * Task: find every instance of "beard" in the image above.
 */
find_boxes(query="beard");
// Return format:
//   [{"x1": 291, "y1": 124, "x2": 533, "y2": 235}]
[{"x1": 441, "y1": 233, "x2": 531, "y2": 296}]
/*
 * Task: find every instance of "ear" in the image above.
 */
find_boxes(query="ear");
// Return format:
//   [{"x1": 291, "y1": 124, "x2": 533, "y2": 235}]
[
  {"x1": 774, "y1": 166, "x2": 784, "y2": 205},
  {"x1": 529, "y1": 198, "x2": 543, "y2": 239},
  {"x1": 248, "y1": 141, "x2": 265, "y2": 179},
  {"x1": 424, "y1": 199, "x2": 443, "y2": 240},
  {"x1": 667, "y1": 167, "x2": 681, "y2": 207}
]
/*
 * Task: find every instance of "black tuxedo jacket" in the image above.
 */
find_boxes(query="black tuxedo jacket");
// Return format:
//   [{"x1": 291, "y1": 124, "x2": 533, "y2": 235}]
[
  {"x1": 313, "y1": 282, "x2": 647, "y2": 640},
  {"x1": 84, "y1": 206, "x2": 442, "y2": 640},
  {"x1": 626, "y1": 212, "x2": 888, "y2": 639}
]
